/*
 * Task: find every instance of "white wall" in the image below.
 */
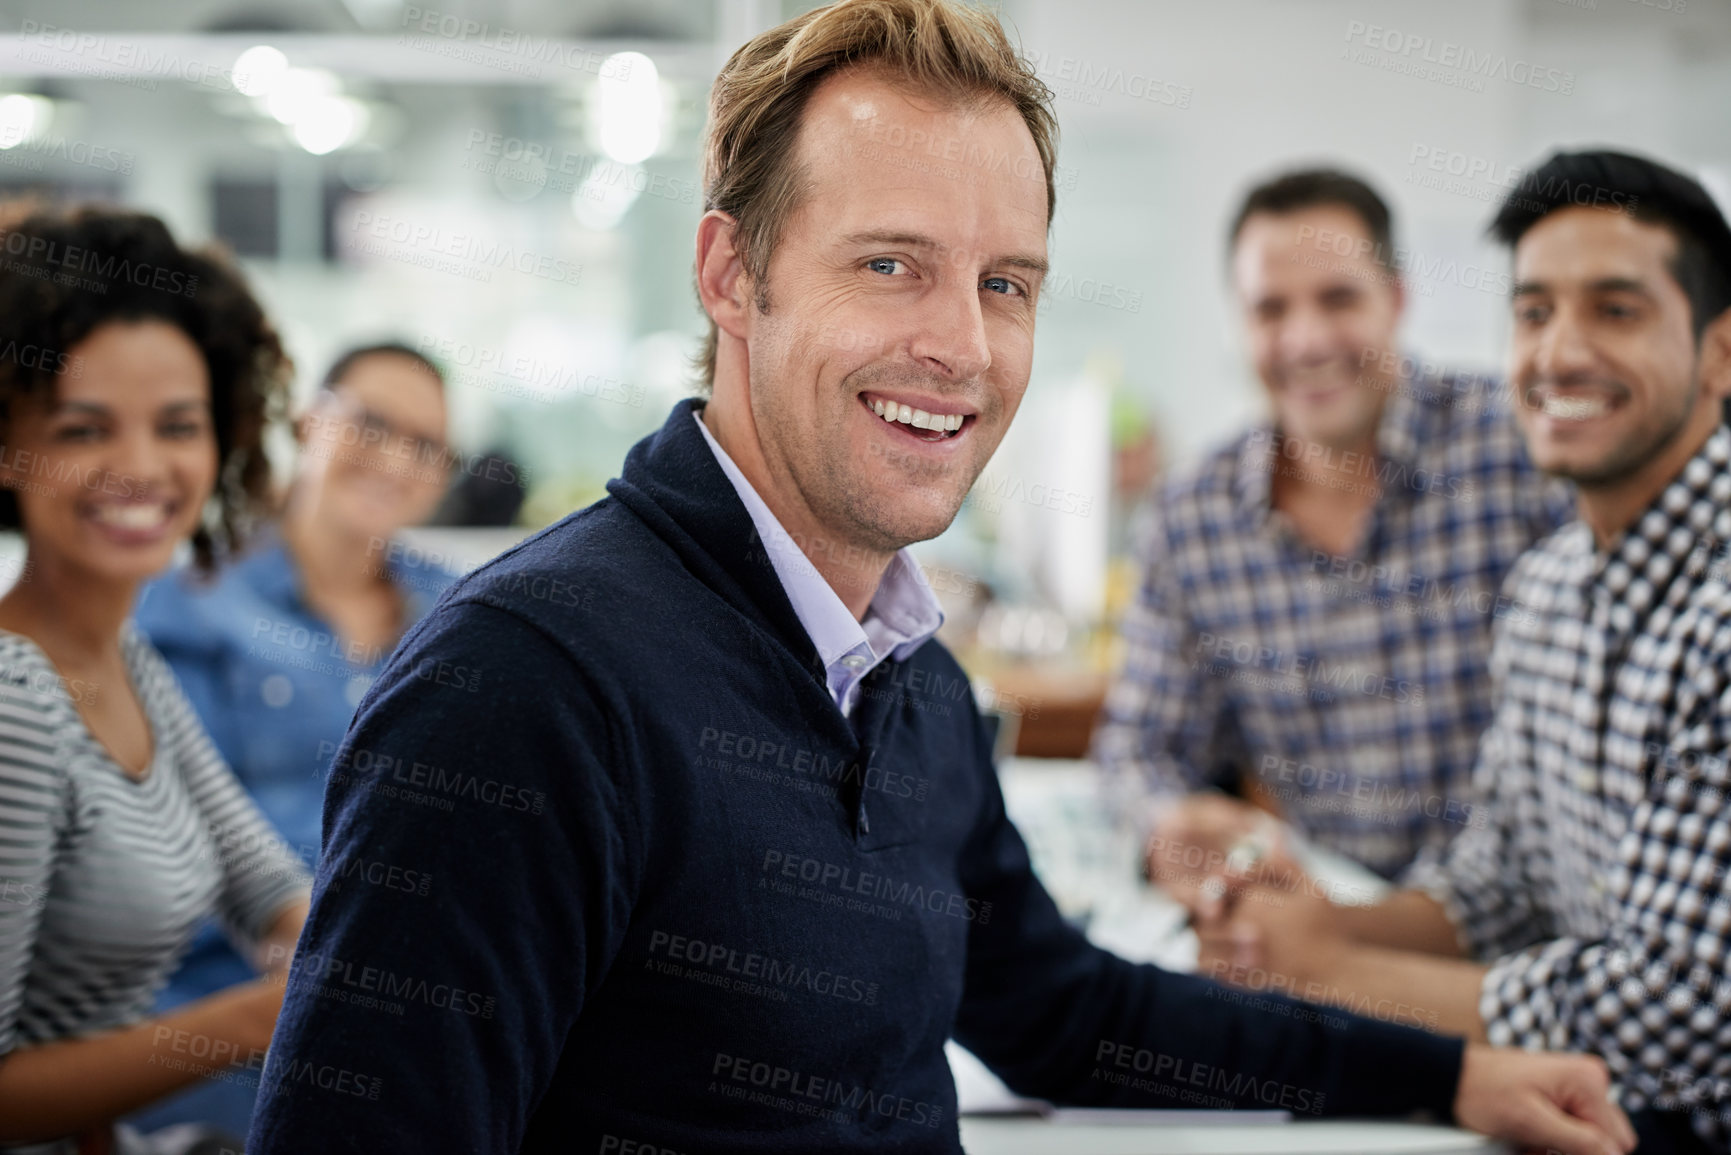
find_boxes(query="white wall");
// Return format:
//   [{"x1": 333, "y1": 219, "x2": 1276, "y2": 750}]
[{"x1": 1004, "y1": 0, "x2": 1731, "y2": 469}]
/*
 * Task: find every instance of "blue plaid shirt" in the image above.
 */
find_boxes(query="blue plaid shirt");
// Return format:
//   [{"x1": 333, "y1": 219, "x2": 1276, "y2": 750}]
[{"x1": 1094, "y1": 372, "x2": 1571, "y2": 879}]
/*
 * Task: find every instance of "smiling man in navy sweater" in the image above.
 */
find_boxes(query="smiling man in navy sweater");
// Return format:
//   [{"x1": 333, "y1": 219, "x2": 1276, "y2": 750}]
[{"x1": 249, "y1": 2, "x2": 1637, "y2": 1153}]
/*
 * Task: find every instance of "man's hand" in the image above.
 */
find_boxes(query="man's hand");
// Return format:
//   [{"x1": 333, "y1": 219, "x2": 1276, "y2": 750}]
[
  {"x1": 1194, "y1": 881, "x2": 1345, "y2": 983},
  {"x1": 1195, "y1": 886, "x2": 1476, "y2": 1033},
  {"x1": 1145, "y1": 794, "x2": 1300, "y2": 910},
  {"x1": 1454, "y1": 1045, "x2": 1636, "y2": 1155}
]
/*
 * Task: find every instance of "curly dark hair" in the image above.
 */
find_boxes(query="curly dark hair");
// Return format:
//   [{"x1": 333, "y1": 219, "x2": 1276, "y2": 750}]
[{"x1": 0, "y1": 205, "x2": 292, "y2": 571}]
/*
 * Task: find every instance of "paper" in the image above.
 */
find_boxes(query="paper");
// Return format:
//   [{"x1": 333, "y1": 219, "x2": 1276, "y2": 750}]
[{"x1": 1044, "y1": 1109, "x2": 1291, "y2": 1126}]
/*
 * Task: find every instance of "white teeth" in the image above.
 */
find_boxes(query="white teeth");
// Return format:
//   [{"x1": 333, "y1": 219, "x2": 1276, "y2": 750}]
[
  {"x1": 92, "y1": 503, "x2": 170, "y2": 530},
  {"x1": 1541, "y1": 394, "x2": 1610, "y2": 421},
  {"x1": 866, "y1": 397, "x2": 966, "y2": 436}
]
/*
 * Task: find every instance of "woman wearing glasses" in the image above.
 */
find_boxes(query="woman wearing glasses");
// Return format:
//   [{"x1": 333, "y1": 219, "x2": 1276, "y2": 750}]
[
  {"x1": 128, "y1": 342, "x2": 458, "y2": 1140},
  {"x1": 0, "y1": 206, "x2": 310, "y2": 1153}
]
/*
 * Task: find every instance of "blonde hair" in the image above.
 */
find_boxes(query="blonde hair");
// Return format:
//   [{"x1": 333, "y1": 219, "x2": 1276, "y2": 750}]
[{"x1": 696, "y1": 0, "x2": 1058, "y2": 390}]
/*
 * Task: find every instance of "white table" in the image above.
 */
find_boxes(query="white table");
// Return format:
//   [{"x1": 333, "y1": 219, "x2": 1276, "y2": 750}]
[
  {"x1": 960, "y1": 1117, "x2": 1507, "y2": 1154},
  {"x1": 952, "y1": 761, "x2": 1500, "y2": 1154}
]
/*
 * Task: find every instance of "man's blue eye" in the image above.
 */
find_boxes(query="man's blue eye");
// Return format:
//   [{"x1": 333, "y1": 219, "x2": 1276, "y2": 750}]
[
  {"x1": 982, "y1": 277, "x2": 1019, "y2": 296},
  {"x1": 867, "y1": 258, "x2": 903, "y2": 275}
]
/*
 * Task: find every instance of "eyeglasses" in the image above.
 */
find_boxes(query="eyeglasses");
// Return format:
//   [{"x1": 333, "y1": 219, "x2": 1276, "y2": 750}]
[{"x1": 311, "y1": 389, "x2": 453, "y2": 471}]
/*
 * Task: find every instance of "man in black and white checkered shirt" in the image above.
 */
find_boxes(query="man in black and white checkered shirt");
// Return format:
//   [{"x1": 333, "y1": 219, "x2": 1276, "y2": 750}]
[{"x1": 1190, "y1": 150, "x2": 1731, "y2": 1155}]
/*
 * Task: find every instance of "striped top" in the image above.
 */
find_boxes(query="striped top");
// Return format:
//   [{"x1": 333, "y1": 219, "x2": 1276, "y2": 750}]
[{"x1": 0, "y1": 626, "x2": 310, "y2": 1057}]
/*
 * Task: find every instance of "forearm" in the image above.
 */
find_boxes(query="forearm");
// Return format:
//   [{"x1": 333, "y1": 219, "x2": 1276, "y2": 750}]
[
  {"x1": 1067, "y1": 958, "x2": 1468, "y2": 1119},
  {"x1": 1333, "y1": 889, "x2": 1466, "y2": 957},
  {"x1": 1207, "y1": 941, "x2": 1490, "y2": 1042},
  {"x1": 0, "y1": 985, "x2": 271, "y2": 1142},
  {"x1": 254, "y1": 896, "x2": 309, "y2": 976},
  {"x1": 959, "y1": 806, "x2": 1466, "y2": 1120},
  {"x1": 1329, "y1": 945, "x2": 1488, "y2": 1041}
]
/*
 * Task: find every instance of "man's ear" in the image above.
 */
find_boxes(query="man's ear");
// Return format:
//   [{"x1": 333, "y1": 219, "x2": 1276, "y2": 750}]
[
  {"x1": 1700, "y1": 305, "x2": 1731, "y2": 401},
  {"x1": 695, "y1": 210, "x2": 753, "y2": 345}
]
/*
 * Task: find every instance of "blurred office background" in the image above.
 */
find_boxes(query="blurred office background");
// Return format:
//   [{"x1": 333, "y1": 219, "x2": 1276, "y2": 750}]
[{"x1": 0, "y1": 0, "x2": 1726, "y2": 745}]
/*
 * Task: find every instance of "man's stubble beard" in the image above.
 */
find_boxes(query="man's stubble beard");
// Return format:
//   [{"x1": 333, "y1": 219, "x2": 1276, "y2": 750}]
[
  {"x1": 805, "y1": 428, "x2": 975, "y2": 557},
  {"x1": 1274, "y1": 366, "x2": 1388, "y2": 456},
  {"x1": 748, "y1": 289, "x2": 998, "y2": 557},
  {"x1": 1541, "y1": 372, "x2": 1699, "y2": 490}
]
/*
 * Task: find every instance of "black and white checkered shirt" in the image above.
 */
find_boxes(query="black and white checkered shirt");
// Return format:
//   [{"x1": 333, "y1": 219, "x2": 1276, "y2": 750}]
[
  {"x1": 1408, "y1": 423, "x2": 1731, "y2": 1148},
  {"x1": 1095, "y1": 373, "x2": 1570, "y2": 879}
]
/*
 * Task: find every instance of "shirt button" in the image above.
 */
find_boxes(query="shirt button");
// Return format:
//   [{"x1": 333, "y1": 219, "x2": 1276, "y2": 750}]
[
  {"x1": 346, "y1": 675, "x2": 373, "y2": 707},
  {"x1": 840, "y1": 654, "x2": 869, "y2": 670},
  {"x1": 261, "y1": 673, "x2": 294, "y2": 708}
]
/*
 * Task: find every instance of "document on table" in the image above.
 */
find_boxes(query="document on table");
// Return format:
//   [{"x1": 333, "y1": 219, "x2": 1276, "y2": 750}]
[
  {"x1": 1044, "y1": 1109, "x2": 1290, "y2": 1126},
  {"x1": 948, "y1": 1044, "x2": 1293, "y2": 1125}
]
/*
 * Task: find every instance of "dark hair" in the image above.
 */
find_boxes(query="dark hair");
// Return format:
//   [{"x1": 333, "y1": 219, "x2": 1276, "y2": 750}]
[
  {"x1": 1229, "y1": 167, "x2": 1396, "y2": 267},
  {"x1": 1489, "y1": 149, "x2": 1731, "y2": 342},
  {"x1": 0, "y1": 206, "x2": 291, "y2": 571},
  {"x1": 321, "y1": 341, "x2": 445, "y2": 392}
]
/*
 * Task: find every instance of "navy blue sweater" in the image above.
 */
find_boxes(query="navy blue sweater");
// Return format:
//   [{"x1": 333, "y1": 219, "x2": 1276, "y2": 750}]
[{"x1": 250, "y1": 400, "x2": 1465, "y2": 1154}]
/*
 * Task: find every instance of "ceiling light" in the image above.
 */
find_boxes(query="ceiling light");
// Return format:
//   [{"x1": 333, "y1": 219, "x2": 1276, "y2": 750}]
[
  {"x1": 0, "y1": 94, "x2": 53, "y2": 150},
  {"x1": 594, "y1": 52, "x2": 661, "y2": 165},
  {"x1": 232, "y1": 45, "x2": 288, "y2": 98},
  {"x1": 263, "y1": 67, "x2": 339, "y2": 125},
  {"x1": 292, "y1": 97, "x2": 371, "y2": 155}
]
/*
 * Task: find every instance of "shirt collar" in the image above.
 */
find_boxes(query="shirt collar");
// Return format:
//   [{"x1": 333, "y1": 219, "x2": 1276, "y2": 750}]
[
  {"x1": 1588, "y1": 422, "x2": 1731, "y2": 619},
  {"x1": 690, "y1": 410, "x2": 944, "y2": 680},
  {"x1": 240, "y1": 529, "x2": 442, "y2": 621},
  {"x1": 231, "y1": 532, "x2": 301, "y2": 607},
  {"x1": 1374, "y1": 374, "x2": 1423, "y2": 476}
]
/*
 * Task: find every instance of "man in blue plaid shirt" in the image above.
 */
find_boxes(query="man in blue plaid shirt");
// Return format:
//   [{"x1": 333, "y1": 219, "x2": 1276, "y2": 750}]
[
  {"x1": 1195, "y1": 150, "x2": 1731, "y2": 1155},
  {"x1": 1094, "y1": 169, "x2": 1569, "y2": 888}
]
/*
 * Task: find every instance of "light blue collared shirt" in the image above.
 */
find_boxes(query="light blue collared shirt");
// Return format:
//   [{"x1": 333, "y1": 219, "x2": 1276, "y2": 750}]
[{"x1": 693, "y1": 410, "x2": 943, "y2": 716}]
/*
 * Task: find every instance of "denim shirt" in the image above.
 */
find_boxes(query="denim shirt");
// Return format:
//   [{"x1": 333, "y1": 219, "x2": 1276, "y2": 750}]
[{"x1": 133, "y1": 536, "x2": 455, "y2": 980}]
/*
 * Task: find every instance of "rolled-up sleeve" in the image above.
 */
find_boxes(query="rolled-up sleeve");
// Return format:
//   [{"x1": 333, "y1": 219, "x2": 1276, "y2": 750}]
[
  {"x1": 1093, "y1": 498, "x2": 1240, "y2": 834},
  {"x1": 1402, "y1": 705, "x2": 1548, "y2": 960},
  {"x1": 1477, "y1": 728, "x2": 1731, "y2": 1144}
]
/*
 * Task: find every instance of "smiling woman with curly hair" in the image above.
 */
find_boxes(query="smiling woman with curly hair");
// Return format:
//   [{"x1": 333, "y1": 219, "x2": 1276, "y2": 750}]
[
  {"x1": 0, "y1": 206, "x2": 287, "y2": 571},
  {"x1": 0, "y1": 206, "x2": 312, "y2": 1155}
]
